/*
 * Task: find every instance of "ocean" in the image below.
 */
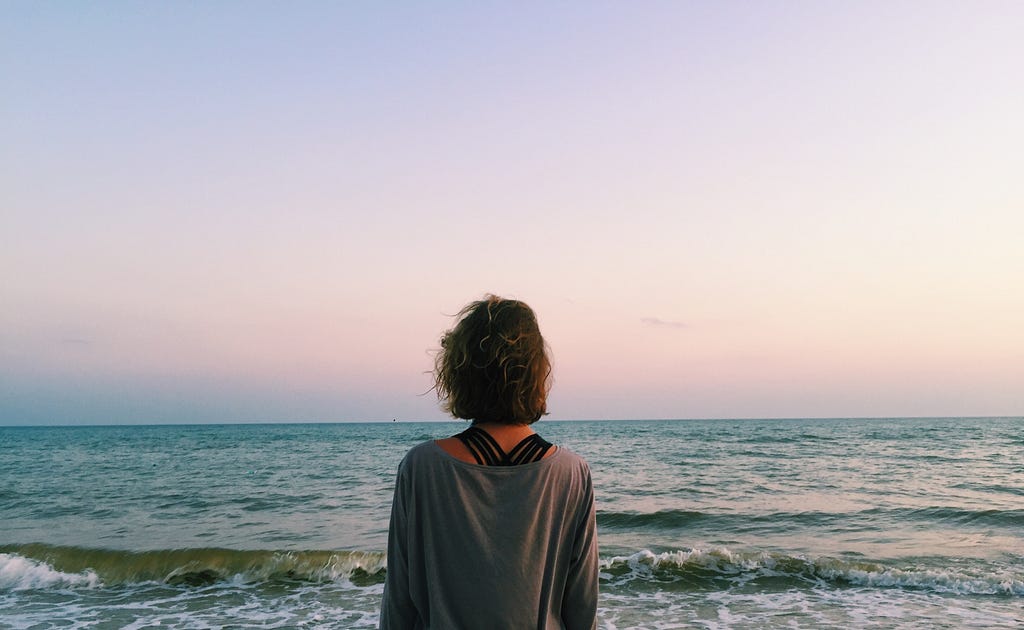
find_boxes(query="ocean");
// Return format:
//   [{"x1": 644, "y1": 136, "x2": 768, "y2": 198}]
[{"x1": 1, "y1": 417, "x2": 1021, "y2": 629}]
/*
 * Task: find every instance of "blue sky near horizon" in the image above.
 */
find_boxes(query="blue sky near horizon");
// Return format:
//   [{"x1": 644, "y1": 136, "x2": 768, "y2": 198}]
[{"x1": 2, "y1": 2, "x2": 1023, "y2": 425}]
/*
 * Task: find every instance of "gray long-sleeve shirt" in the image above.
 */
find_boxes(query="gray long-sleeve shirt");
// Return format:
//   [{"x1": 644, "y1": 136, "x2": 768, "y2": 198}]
[{"x1": 379, "y1": 440, "x2": 598, "y2": 630}]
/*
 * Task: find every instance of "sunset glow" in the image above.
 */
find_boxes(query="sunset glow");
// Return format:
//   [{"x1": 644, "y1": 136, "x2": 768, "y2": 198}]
[{"x1": 2, "y1": 3, "x2": 1022, "y2": 424}]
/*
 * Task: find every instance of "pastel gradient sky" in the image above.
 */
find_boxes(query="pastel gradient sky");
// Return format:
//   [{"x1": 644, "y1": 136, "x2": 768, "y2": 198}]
[{"x1": 3, "y1": 2, "x2": 1022, "y2": 425}]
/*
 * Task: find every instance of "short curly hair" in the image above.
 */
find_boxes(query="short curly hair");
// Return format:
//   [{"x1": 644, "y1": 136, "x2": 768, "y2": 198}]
[{"x1": 434, "y1": 295, "x2": 552, "y2": 425}]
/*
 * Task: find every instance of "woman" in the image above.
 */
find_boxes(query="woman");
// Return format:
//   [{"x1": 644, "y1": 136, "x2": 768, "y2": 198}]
[{"x1": 380, "y1": 295, "x2": 598, "y2": 630}]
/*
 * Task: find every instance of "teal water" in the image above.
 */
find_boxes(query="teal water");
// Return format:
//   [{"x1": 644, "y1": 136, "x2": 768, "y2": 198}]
[{"x1": 1, "y1": 418, "x2": 1022, "y2": 628}]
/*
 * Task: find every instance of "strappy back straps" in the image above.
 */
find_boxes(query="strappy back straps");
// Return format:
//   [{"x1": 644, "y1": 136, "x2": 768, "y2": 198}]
[
  {"x1": 457, "y1": 426, "x2": 505, "y2": 466},
  {"x1": 455, "y1": 426, "x2": 553, "y2": 466}
]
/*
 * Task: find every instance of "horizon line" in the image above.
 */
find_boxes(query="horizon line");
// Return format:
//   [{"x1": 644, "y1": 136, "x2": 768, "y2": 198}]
[{"x1": 1, "y1": 415, "x2": 1020, "y2": 429}]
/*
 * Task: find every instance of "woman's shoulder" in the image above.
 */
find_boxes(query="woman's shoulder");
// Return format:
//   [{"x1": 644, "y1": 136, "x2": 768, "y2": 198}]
[
  {"x1": 398, "y1": 439, "x2": 445, "y2": 467},
  {"x1": 546, "y1": 446, "x2": 593, "y2": 480}
]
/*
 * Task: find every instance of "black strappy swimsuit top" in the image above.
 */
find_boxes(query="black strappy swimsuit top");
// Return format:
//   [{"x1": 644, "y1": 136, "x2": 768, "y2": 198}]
[{"x1": 455, "y1": 426, "x2": 554, "y2": 466}]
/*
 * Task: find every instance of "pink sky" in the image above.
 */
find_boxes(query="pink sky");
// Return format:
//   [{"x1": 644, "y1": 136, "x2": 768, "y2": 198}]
[{"x1": 2, "y1": 3, "x2": 1022, "y2": 423}]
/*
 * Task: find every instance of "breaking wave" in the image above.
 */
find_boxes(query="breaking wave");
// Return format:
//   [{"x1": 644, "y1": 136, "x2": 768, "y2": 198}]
[
  {"x1": 600, "y1": 548, "x2": 1024, "y2": 596},
  {"x1": 0, "y1": 544, "x2": 385, "y2": 589},
  {"x1": 4, "y1": 544, "x2": 1021, "y2": 598}
]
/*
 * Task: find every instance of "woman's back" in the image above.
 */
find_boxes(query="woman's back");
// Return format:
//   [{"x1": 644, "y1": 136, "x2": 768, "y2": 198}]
[{"x1": 380, "y1": 440, "x2": 598, "y2": 630}]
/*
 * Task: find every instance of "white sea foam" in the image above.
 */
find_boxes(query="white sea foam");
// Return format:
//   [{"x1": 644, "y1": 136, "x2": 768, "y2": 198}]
[
  {"x1": 0, "y1": 553, "x2": 100, "y2": 591},
  {"x1": 820, "y1": 563, "x2": 1024, "y2": 596},
  {"x1": 600, "y1": 583, "x2": 1024, "y2": 630},
  {"x1": 0, "y1": 580, "x2": 385, "y2": 630},
  {"x1": 599, "y1": 548, "x2": 1024, "y2": 596}
]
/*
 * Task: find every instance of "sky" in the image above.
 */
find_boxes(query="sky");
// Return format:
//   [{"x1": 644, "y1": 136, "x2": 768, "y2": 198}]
[{"x1": 2, "y1": 2, "x2": 1023, "y2": 425}]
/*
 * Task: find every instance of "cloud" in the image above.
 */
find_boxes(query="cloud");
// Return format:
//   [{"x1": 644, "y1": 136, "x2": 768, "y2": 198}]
[{"x1": 641, "y1": 317, "x2": 687, "y2": 330}]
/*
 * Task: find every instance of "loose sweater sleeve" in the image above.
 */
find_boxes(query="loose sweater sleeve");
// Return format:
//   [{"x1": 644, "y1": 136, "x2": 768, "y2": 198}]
[
  {"x1": 562, "y1": 465, "x2": 599, "y2": 630},
  {"x1": 379, "y1": 461, "x2": 419, "y2": 629}
]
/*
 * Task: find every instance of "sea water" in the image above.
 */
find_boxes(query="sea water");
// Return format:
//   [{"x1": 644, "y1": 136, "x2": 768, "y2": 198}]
[{"x1": 1, "y1": 418, "x2": 1021, "y2": 629}]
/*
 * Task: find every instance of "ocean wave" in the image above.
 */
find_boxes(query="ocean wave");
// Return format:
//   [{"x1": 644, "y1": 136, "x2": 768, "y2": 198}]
[
  {"x1": 599, "y1": 509, "x2": 708, "y2": 528},
  {"x1": 5, "y1": 543, "x2": 1022, "y2": 598},
  {"x1": 950, "y1": 482, "x2": 1024, "y2": 497},
  {"x1": 732, "y1": 432, "x2": 836, "y2": 445},
  {"x1": 597, "y1": 507, "x2": 1024, "y2": 530},
  {"x1": 600, "y1": 548, "x2": 1024, "y2": 596},
  {"x1": 0, "y1": 545, "x2": 385, "y2": 590},
  {"x1": 0, "y1": 553, "x2": 101, "y2": 590}
]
